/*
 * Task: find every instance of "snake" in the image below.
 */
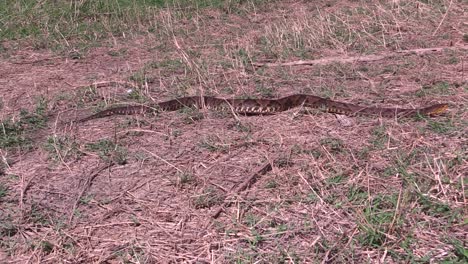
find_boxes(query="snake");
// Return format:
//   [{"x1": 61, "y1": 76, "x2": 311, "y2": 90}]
[{"x1": 78, "y1": 94, "x2": 448, "y2": 122}]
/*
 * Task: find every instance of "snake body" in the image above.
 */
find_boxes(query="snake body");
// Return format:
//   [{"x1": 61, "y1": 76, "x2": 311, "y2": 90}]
[{"x1": 79, "y1": 94, "x2": 448, "y2": 122}]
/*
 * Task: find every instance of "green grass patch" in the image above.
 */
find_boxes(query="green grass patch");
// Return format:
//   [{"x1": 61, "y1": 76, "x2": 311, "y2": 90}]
[
  {"x1": 264, "y1": 179, "x2": 278, "y2": 189},
  {"x1": 319, "y1": 137, "x2": 345, "y2": 154},
  {"x1": 1, "y1": 1, "x2": 153, "y2": 46},
  {"x1": 72, "y1": 85, "x2": 100, "y2": 107},
  {"x1": 198, "y1": 135, "x2": 228, "y2": 152},
  {"x1": 178, "y1": 106, "x2": 204, "y2": 124},
  {"x1": 415, "y1": 81, "x2": 453, "y2": 97},
  {"x1": 0, "y1": 184, "x2": 8, "y2": 199},
  {"x1": 1, "y1": 0, "x2": 269, "y2": 50},
  {"x1": 126, "y1": 57, "x2": 208, "y2": 99},
  {"x1": 370, "y1": 125, "x2": 388, "y2": 149},
  {"x1": 357, "y1": 194, "x2": 399, "y2": 248},
  {"x1": 326, "y1": 174, "x2": 346, "y2": 186},
  {"x1": 173, "y1": 171, "x2": 195, "y2": 188},
  {"x1": 85, "y1": 139, "x2": 128, "y2": 164},
  {"x1": 347, "y1": 185, "x2": 368, "y2": 205},
  {"x1": 44, "y1": 136, "x2": 82, "y2": 162},
  {"x1": 192, "y1": 186, "x2": 224, "y2": 209},
  {"x1": 0, "y1": 221, "x2": 18, "y2": 238},
  {"x1": 79, "y1": 195, "x2": 94, "y2": 205},
  {"x1": 0, "y1": 118, "x2": 32, "y2": 150},
  {"x1": 426, "y1": 118, "x2": 456, "y2": 134},
  {"x1": 0, "y1": 98, "x2": 48, "y2": 151},
  {"x1": 416, "y1": 194, "x2": 452, "y2": 218},
  {"x1": 449, "y1": 239, "x2": 468, "y2": 262}
]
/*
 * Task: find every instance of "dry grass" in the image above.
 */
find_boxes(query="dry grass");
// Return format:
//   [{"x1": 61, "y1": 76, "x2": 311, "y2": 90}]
[{"x1": 1, "y1": 0, "x2": 467, "y2": 263}]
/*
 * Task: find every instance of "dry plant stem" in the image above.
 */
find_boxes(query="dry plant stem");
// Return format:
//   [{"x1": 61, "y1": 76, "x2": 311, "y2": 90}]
[
  {"x1": 211, "y1": 158, "x2": 275, "y2": 218},
  {"x1": 0, "y1": 150, "x2": 11, "y2": 170},
  {"x1": 52, "y1": 115, "x2": 73, "y2": 173},
  {"x1": 117, "y1": 128, "x2": 167, "y2": 137},
  {"x1": 388, "y1": 187, "x2": 403, "y2": 235},
  {"x1": 432, "y1": 0, "x2": 453, "y2": 36},
  {"x1": 68, "y1": 162, "x2": 114, "y2": 225},
  {"x1": 25, "y1": 230, "x2": 52, "y2": 264},
  {"x1": 462, "y1": 176, "x2": 466, "y2": 204},
  {"x1": 143, "y1": 148, "x2": 184, "y2": 173},
  {"x1": 20, "y1": 173, "x2": 38, "y2": 219},
  {"x1": 321, "y1": 247, "x2": 333, "y2": 264},
  {"x1": 69, "y1": 80, "x2": 139, "y2": 90},
  {"x1": 84, "y1": 221, "x2": 140, "y2": 229},
  {"x1": 252, "y1": 45, "x2": 468, "y2": 67},
  {"x1": 297, "y1": 171, "x2": 324, "y2": 204}
]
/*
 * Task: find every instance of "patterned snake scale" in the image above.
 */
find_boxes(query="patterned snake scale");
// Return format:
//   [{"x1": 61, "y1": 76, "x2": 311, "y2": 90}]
[{"x1": 78, "y1": 94, "x2": 448, "y2": 122}]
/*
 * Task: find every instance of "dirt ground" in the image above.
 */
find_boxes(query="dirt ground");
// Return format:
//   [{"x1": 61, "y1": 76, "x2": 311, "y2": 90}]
[{"x1": 1, "y1": 1, "x2": 467, "y2": 263}]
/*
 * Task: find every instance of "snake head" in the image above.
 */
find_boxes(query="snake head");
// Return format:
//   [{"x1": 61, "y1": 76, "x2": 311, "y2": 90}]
[{"x1": 424, "y1": 103, "x2": 448, "y2": 116}]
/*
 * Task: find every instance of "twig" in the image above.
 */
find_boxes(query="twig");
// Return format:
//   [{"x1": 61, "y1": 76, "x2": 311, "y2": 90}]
[
  {"x1": 143, "y1": 148, "x2": 184, "y2": 173},
  {"x1": 224, "y1": 98, "x2": 242, "y2": 123},
  {"x1": 20, "y1": 173, "x2": 38, "y2": 219},
  {"x1": 253, "y1": 54, "x2": 384, "y2": 67},
  {"x1": 388, "y1": 186, "x2": 403, "y2": 235},
  {"x1": 68, "y1": 80, "x2": 139, "y2": 90},
  {"x1": 51, "y1": 115, "x2": 73, "y2": 174},
  {"x1": 68, "y1": 162, "x2": 114, "y2": 225},
  {"x1": 0, "y1": 150, "x2": 11, "y2": 170},
  {"x1": 462, "y1": 175, "x2": 466, "y2": 205},
  {"x1": 252, "y1": 45, "x2": 468, "y2": 67},
  {"x1": 297, "y1": 171, "x2": 324, "y2": 204},
  {"x1": 25, "y1": 230, "x2": 52, "y2": 264},
  {"x1": 84, "y1": 221, "x2": 140, "y2": 229},
  {"x1": 211, "y1": 157, "x2": 275, "y2": 218},
  {"x1": 432, "y1": 0, "x2": 453, "y2": 36}
]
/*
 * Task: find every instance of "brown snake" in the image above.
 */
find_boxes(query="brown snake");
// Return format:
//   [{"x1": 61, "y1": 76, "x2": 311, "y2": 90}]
[{"x1": 78, "y1": 94, "x2": 448, "y2": 122}]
